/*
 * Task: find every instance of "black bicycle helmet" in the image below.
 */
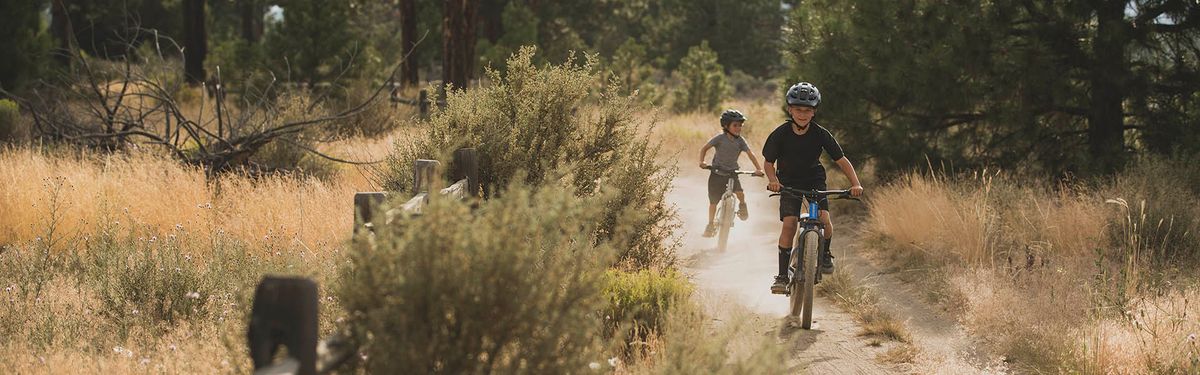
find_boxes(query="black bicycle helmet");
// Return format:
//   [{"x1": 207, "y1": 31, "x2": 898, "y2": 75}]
[
  {"x1": 786, "y1": 82, "x2": 821, "y2": 107},
  {"x1": 720, "y1": 109, "x2": 747, "y2": 127}
]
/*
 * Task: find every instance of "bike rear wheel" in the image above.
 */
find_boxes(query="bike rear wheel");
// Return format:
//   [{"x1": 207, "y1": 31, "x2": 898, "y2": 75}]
[{"x1": 716, "y1": 197, "x2": 734, "y2": 252}]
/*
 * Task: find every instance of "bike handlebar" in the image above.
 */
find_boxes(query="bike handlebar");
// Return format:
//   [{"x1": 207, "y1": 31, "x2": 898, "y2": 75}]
[
  {"x1": 702, "y1": 165, "x2": 762, "y2": 176},
  {"x1": 769, "y1": 187, "x2": 862, "y2": 201}
]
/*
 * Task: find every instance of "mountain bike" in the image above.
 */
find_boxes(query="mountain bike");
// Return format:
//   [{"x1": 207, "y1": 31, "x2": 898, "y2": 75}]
[
  {"x1": 703, "y1": 166, "x2": 761, "y2": 252},
  {"x1": 770, "y1": 187, "x2": 859, "y2": 329}
]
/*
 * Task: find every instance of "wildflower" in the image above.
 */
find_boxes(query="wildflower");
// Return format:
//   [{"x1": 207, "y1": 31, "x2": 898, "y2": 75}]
[
  {"x1": 131, "y1": 309, "x2": 139, "y2": 315},
  {"x1": 186, "y1": 291, "x2": 201, "y2": 299},
  {"x1": 175, "y1": 223, "x2": 184, "y2": 231},
  {"x1": 608, "y1": 357, "x2": 618, "y2": 367},
  {"x1": 184, "y1": 254, "x2": 192, "y2": 261},
  {"x1": 1189, "y1": 333, "x2": 1197, "y2": 342},
  {"x1": 589, "y1": 362, "x2": 601, "y2": 370},
  {"x1": 148, "y1": 236, "x2": 157, "y2": 244},
  {"x1": 140, "y1": 358, "x2": 150, "y2": 366},
  {"x1": 4, "y1": 285, "x2": 11, "y2": 292},
  {"x1": 168, "y1": 344, "x2": 177, "y2": 352}
]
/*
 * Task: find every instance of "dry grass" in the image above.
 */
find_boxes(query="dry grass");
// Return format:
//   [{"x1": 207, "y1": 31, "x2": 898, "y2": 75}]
[
  {"x1": 878, "y1": 343, "x2": 921, "y2": 365},
  {"x1": 817, "y1": 269, "x2": 914, "y2": 345},
  {"x1": 0, "y1": 147, "x2": 384, "y2": 253},
  {"x1": 866, "y1": 170, "x2": 1200, "y2": 373}
]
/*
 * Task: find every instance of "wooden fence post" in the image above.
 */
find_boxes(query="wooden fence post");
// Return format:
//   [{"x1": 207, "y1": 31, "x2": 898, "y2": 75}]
[
  {"x1": 353, "y1": 192, "x2": 387, "y2": 235},
  {"x1": 418, "y1": 89, "x2": 429, "y2": 120},
  {"x1": 248, "y1": 277, "x2": 318, "y2": 375},
  {"x1": 413, "y1": 159, "x2": 441, "y2": 195},
  {"x1": 452, "y1": 148, "x2": 479, "y2": 198}
]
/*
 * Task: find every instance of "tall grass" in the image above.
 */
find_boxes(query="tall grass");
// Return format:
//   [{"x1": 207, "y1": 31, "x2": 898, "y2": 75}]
[
  {"x1": 0, "y1": 147, "x2": 365, "y2": 253},
  {"x1": 865, "y1": 158, "x2": 1200, "y2": 373}
]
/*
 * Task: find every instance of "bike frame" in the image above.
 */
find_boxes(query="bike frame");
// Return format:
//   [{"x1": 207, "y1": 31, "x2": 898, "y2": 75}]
[{"x1": 791, "y1": 197, "x2": 824, "y2": 282}]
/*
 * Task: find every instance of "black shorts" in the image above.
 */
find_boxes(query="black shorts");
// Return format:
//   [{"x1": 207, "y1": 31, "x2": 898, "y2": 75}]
[
  {"x1": 779, "y1": 182, "x2": 829, "y2": 221},
  {"x1": 707, "y1": 172, "x2": 743, "y2": 204}
]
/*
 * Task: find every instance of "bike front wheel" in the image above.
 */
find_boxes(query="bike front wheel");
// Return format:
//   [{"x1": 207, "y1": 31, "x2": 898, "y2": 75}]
[
  {"x1": 716, "y1": 197, "x2": 734, "y2": 252},
  {"x1": 789, "y1": 230, "x2": 820, "y2": 328}
]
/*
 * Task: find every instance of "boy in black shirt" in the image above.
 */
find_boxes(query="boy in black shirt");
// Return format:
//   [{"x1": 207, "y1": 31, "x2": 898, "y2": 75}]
[{"x1": 762, "y1": 82, "x2": 864, "y2": 294}]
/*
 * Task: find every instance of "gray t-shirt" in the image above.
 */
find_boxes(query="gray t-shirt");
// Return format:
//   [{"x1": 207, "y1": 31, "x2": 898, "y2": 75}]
[{"x1": 707, "y1": 133, "x2": 751, "y2": 171}]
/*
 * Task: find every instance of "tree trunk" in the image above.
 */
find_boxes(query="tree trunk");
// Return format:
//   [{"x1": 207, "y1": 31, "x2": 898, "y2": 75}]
[
  {"x1": 183, "y1": 0, "x2": 208, "y2": 84},
  {"x1": 480, "y1": 0, "x2": 504, "y2": 43},
  {"x1": 399, "y1": 0, "x2": 419, "y2": 87},
  {"x1": 1087, "y1": 0, "x2": 1129, "y2": 174},
  {"x1": 50, "y1": 0, "x2": 73, "y2": 66},
  {"x1": 239, "y1": 0, "x2": 263, "y2": 43},
  {"x1": 442, "y1": 0, "x2": 478, "y2": 90}
]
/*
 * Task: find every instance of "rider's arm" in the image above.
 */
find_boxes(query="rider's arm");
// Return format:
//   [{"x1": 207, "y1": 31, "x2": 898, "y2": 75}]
[
  {"x1": 745, "y1": 150, "x2": 765, "y2": 175},
  {"x1": 698, "y1": 143, "x2": 714, "y2": 168},
  {"x1": 765, "y1": 161, "x2": 781, "y2": 191},
  {"x1": 834, "y1": 157, "x2": 864, "y2": 196}
]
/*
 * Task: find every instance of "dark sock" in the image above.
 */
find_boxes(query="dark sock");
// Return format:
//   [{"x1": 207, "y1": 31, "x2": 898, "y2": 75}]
[{"x1": 777, "y1": 246, "x2": 790, "y2": 276}]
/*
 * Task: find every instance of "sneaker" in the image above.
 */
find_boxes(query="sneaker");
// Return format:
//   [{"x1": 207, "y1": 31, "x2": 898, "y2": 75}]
[
  {"x1": 819, "y1": 249, "x2": 835, "y2": 274},
  {"x1": 702, "y1": 222, "x2": 717, "y2": 238},
  {"x1": 737, "y1": 202, "x2": 749, "y2": 221},
  {"x1": 770, "y1": 275, "x2": 789, "y2": 294}
]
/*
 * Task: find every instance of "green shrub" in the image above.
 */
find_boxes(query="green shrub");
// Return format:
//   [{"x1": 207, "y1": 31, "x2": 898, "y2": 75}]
[
  {"x1": 602, "y1": 269, "x2": 691, "y2": 342},
  {"x1": 387, "y1": 47, "x2": 677, "y2": 270},
  {"x1": 671, "y1": 41, "x2": 728, "y2": 113},
  {"x1": 0, "y1": 99, "x2": 20, "y2": 142},
  {"x1": 338, "y1": 184, "x2": 613, "y2": 373}
]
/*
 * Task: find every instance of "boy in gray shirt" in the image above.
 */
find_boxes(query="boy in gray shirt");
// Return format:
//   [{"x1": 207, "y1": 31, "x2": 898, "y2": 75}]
[{"x1": 699, "y1": 109, "x2": 765, "y2": 237}]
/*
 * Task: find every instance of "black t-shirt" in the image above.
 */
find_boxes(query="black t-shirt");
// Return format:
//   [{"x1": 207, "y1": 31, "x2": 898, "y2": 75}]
[{"x1": 761, "y1": 121, "x2": 845, "y2": 186}]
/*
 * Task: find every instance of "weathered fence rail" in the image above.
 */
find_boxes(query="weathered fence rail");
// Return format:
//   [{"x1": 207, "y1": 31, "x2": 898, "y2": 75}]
[{"x1": 250, "y1": 148, "x2": 478, "y2": 375}]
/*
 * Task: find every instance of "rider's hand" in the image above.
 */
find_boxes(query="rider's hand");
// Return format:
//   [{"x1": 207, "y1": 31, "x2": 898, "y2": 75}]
[
  {"x1": 768, "y1": 180, "x2": 782, "y2": 192},
  {"x1": 850, "y1": 185, "x2": 864, "y2": 197},
  {"x1": 753, "y1": 169, "x2": 765, "y2": 177},
  {"x1": 699, "y1": 162, "x2": 709, "y2": 169}
]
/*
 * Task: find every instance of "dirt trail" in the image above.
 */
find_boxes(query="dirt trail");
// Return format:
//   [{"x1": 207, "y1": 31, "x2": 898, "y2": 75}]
[{"x1": 667, "y1": 170, "x2": 1000, "y2": 374}]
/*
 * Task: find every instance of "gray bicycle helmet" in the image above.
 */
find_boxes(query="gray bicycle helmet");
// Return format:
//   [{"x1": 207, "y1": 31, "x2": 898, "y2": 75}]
[
  {"x1": 720, "y1": 109, "x2": 747, "y2": 127},
  {"x1": 786, "y1": 82, "x2": 821, "y2": 107}
]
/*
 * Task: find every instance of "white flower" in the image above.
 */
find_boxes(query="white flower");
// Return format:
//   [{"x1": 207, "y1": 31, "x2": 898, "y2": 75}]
[
  {"x1": 588, "y1": 362, "x2": 601, "y2": 370},
  {"x1": 608, "y1": 357, "x2": 618, "y2": 367},
  {"x1": 1189, "y1": 333, "x2": 1197, "y2": 342},
  {"x1": 4, "y1": 285, "x2": 11, "y2": 292},
  {"x1": 139, "y1": 357, "x2": 150, "y2": 366},
  {"x1": 184, "y1": 254, "x2": 192, "y2": 261},
  {"x1": 168, "y1": 344, "x2": 177, "y2": 351},
  {"x1": 186, "y1": 291, "x2": 201, "y2": 299},
  {"x1": 148, "y1": 236, "x2": 157, "y2": 243},
  {"x1": 131, "y1": 309, "x2": 139, "y2": 315}
]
